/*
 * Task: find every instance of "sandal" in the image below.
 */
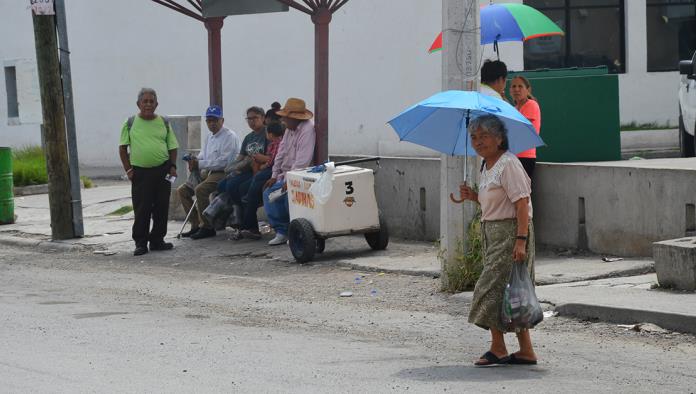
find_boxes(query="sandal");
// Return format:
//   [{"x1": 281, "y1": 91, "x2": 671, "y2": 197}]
[
  {"x1": 507, "y1": 354, "x2": 537, "y2": 365},
  {"x1": 474, "y1": 351, "x2": 510, "y2": 366}
]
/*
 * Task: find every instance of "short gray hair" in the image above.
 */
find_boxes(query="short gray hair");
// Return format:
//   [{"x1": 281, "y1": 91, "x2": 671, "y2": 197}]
[
  {"x1": 468, "y1": 114, "x2": 509, "y2": 151},
  {"x1": 137, "y1": 87, "x2": 158, "y2": 103}
]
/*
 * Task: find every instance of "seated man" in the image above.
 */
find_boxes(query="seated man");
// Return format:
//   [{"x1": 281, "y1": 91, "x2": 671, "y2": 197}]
[
  {"x1": 262, "y1": 98, "x2": 316, "y2": 246},
  {"x1": 177, "y1": 105, "x2": 240, "y2": 239}
]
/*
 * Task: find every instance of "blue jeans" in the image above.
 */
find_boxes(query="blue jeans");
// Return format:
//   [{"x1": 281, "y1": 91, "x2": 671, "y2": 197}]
[
  {"x1": 262, "y1": 179, "x2": 289, "y2": 235},
  {"x1": 241, "y1": 167, "x2": 272, "y2": 231},
  {"x1": 218, "y1": 171, "x2": 252, "y2": 204}
]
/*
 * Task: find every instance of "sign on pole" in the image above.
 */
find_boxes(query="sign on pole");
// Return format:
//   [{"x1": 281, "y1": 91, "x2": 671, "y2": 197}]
[
  {"x1": 201, "y1": 0, "x2": 288, "y2": 18},
  {"x1": 30, "y1": 0, "x2": 55, "y2": 15}
]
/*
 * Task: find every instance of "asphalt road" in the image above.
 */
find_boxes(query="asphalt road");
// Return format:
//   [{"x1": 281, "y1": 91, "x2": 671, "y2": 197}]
[{"x1": 1, "y1": 246, "x2": 695, "y2": 393}]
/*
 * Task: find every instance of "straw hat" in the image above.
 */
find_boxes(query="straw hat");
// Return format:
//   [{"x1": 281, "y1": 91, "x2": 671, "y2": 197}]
[{"x1": 276, "y1": 98, "x2": 314, "y2": 120}]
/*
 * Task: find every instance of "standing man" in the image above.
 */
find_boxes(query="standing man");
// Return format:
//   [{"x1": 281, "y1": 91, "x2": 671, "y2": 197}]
[
  {"x1": 177, "y1": 105, "x2": 241, "y2": 239},
  {"x1": 480, "y1": 59, "x2": 508, "y2": 100},
  {"x1": 262, "y1": 98, "x2": 316, "y2": 246},
  {"x1": 119, "y1": 88, "x2": 179, "y2": 256}
]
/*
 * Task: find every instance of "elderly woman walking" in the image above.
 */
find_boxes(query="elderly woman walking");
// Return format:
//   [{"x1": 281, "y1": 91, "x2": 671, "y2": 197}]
[{"x1": 451, "y1": 114, "x2": 538, "y2": 367}]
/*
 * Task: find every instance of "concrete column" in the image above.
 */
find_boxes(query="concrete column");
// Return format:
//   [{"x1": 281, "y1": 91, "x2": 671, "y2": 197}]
[
  {"x1": 168, "y1": 115, "x2": 201, "y2": 220},
  {"x1": 440, "y1": 0, "x2": 480, "y2": 288}
]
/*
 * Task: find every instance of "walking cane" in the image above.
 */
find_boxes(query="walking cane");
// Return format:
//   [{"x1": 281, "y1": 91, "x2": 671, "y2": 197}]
[{"x1": 177, "y1": 198, "x2": 197, "y2": 239}]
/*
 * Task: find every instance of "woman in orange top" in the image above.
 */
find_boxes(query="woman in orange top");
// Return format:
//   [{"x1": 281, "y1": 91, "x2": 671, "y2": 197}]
[{"x1": 510, "y1": 76, "x2": 541, "y2": 181}]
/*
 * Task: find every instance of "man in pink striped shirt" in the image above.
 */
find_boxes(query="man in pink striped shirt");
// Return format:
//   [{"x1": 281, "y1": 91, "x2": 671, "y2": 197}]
[{"x1": 262, "y1": 98, "x2": 316, "y2": 245}]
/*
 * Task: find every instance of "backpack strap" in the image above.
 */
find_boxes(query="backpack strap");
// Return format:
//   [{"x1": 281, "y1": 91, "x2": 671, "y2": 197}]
[{"x1": 127, "y1": 115, "x2": 171, "y2": 139}]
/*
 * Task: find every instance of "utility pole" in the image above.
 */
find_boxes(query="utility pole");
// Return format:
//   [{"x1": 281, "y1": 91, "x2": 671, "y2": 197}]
[
  {"x1": 440, "y1": 0, "x2": 480, "y2": 288},
  {"x1": 55, "y1": 0, "x2": 84, "y2": 237},
  {"x1": 31, "y1": 1, "x2": 74, "y2": 239}
]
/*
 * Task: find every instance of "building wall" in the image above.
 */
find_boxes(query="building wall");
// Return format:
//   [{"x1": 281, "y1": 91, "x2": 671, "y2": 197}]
[{"x1": 0, "y1": 0, "x2": 683, "y2": 167}]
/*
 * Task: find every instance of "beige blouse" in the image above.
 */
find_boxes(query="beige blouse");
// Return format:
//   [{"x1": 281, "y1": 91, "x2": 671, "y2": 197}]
[{"x1": 478, "y1": 151, "x2": 533, "y2": 221}]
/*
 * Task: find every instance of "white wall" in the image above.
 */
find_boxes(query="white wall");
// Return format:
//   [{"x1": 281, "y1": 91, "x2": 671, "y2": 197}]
[
  {"x1": 621, "y1": 0, "x2": 680, "y2": 126},
  {"x1": 0, "y1": 0, "x2": 680, "y2": 168}
]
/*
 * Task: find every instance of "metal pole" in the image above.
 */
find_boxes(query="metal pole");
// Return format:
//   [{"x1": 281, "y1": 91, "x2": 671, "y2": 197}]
[
  {"x1": 312, "y1": 7, "x2": 331, "y2": 165},
  {"x1": 32, "y1": 4, "x2": 74, "y2": 240},
  {"x1": 439, "y1": 0, "x2": 480, "y2": 288},
  {"x1": 55, "y1": 0, "x2": 84, "y2": 237},
  {"x1": 205, "y1": 17, "x2": 224, "y2": 107}
]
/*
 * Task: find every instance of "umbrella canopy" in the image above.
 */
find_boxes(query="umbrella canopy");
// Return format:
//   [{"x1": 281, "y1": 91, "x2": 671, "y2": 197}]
[
  {"x1": 428, "y1": 3, "x2": 564, "y2": 53},
  {"x1": 388, "y1": 90, "x2": 544, "y2": 156}
]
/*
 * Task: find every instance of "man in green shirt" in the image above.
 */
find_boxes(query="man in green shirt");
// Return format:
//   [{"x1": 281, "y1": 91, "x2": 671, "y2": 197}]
[{"x1": 118, "y1": 88, "x2": 179, "y2": 256}]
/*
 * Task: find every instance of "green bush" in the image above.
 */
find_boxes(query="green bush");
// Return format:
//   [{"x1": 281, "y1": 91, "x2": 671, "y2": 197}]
[
  {"x1": 12, "y1": 146, "x2": 47, "y2": 187},
  {"x1": 80, "y1": 176, "x2": 93, "y2": 189},
  {"x1": 441, "y1": 207, "x2": 484, "y2": 293}
]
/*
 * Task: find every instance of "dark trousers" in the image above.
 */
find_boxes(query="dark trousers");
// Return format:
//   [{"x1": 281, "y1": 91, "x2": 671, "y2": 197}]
[
  {"x1": 131, "y1": 162, "x2": 171, "y2": 247},
  {"x1": 519, "y1": 158, "x2": 536, "y2": 184},
  {"x1": 219, "y1": 171, "x2": 253, "y2": 204},
  {"x1": 240, "y1": 167, "x2": 272, "y2": 231}
]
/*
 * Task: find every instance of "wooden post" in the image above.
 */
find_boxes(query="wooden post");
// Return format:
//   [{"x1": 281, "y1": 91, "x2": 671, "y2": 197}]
[{"x1": 32, "y1": 8, "x2": 74, "y2": 240}]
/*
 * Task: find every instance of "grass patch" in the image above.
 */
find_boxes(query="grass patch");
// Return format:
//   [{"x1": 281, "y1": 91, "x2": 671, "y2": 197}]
[
  {"x1": 80, "y1": 176, "x2": 93, "y2": 189},
  {"x1": 108, "y1": 205, "x2": 133, "y2": 216},
  {"x1": 620, "y1": 122, "x2": 674, "y2": 131},
  {"x1": 12, "y1": 146, "x2": 47, "y2": 187},
  {"x1": 440, "y1": 207, "x2": 484, "y2": 293}
]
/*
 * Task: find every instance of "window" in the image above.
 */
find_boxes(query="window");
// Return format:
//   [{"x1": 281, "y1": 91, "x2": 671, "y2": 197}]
[
  {"x1": 4, "y1": 66, "x2": 18, "y2": 119},
  {"x1": 523, "y1": 0, "x2": 626, "y2": 73},
  {"x1": 647, "y1": 0, "x2": 696, "y2": 72}
]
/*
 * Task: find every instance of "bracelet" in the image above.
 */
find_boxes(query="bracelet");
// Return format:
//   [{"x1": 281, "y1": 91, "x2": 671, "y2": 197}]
[{"x1": 516, "y1": 235, "x2": 528, "y2": 240}]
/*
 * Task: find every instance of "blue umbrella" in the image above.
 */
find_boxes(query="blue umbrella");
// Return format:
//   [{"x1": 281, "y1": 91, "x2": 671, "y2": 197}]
[{"x1": 387, "y1": 90, "x2": 544, "y2": 157}]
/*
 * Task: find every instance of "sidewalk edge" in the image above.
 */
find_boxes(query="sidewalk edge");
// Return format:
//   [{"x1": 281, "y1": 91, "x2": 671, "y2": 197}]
[
  {"x1": 0, "y1": 235, "x2": 89, "y2": 253},
  {"x1": 556, "y1": 303, "x2": 696, "y2": 335}
]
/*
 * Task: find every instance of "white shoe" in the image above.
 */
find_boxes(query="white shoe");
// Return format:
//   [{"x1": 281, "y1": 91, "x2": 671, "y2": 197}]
[{"x1": 268, "y1": 233, "x2": 288, "y2": 246}]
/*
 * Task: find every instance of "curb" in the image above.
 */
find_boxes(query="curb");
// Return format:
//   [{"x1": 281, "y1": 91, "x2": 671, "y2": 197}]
[
  {"x1": 0, "y1": 234, "x2": 89, "y2": 253},
  {"x1": 555, "y1": 303, "x2": 696, "y2": 335},
  {"x1": 335, "y1": 260, "x2": 440, "y2": 278}
]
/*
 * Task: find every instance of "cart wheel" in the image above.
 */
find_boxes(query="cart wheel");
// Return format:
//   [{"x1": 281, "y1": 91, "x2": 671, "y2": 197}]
[
  {"x1": 289, "y1": 218, "x2": 316, "y2": 263},
  {"x1": 365, "y1": 212, "x2": 389, "y2": 250},
  {"x1": 316, "y1": 238, "x2": 326, "y2": 254}
]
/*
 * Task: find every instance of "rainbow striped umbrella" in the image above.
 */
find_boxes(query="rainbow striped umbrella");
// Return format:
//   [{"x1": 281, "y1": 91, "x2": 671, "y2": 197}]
[{"x1": 428, "y1": 3, "x2": 564, "y2": 53}]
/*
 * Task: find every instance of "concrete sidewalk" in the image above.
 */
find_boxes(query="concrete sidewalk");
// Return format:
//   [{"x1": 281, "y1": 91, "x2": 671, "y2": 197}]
[{"x1": 1, "y1": 181, "x2": 694, "y2": 335}]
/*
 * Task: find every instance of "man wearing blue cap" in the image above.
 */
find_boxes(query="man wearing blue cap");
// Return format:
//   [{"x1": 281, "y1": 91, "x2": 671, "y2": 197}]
[{"x1": 177, "y1": 105, "x2": 241, "y2": 239}]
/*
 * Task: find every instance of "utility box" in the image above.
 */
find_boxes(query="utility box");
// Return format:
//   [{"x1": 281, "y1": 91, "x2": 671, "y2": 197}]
[
  {"x1": 286, "y1": 165, "x2": 380, "y2": 237},
  {"x1": 507, "y1": 66, "x2": 620, "y2": 162}
]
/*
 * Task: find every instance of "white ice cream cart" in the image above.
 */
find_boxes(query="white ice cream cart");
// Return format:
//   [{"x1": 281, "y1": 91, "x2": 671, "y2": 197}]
[{"x1": 285, "y1": 158, "x2": 388, "y2": 263}]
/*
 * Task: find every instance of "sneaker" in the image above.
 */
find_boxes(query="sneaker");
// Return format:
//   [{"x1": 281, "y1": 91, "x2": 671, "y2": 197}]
[
  {"x1": 133, "y1": 246, "x2": 148, "y2": 256},
  {"x1": 180, "y1": 228, "x2": 199, "y2": 238},
  {"x1": 240, "y1": 229, "x2": 262, "y2": 240},
  {"x1": 150, "y1": 241, "x2": 174, "y2": 251},
  {"x1": 268, "y1": 233, "x2": 288, "y2": 246},
  {"x1": 190, "y1": 227, "x2": 216, "y2": 240}
]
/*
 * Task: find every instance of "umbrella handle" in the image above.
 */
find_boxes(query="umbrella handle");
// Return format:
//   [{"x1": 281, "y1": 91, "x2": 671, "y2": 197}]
[{"x1": 449, "y1": 192, "x2": 465, "y2": 204}]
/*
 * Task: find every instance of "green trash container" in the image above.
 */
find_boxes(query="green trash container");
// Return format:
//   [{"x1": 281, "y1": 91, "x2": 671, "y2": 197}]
[
  {"x1": 0, "y1": 147, "x2": 14, "y2": 224},
  {"x1": 507, "y1": 66, "x2": 621, "y2": 162}
]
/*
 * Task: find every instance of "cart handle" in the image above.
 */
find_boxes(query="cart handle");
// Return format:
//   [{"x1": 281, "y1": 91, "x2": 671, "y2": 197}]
[{"x1": 333, "y1": 157, "x2": 381, "y2": 166}]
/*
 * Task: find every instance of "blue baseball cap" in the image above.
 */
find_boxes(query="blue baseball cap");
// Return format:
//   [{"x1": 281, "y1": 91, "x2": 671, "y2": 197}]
[{"x1": 205, "y1": 105, "x2": 223, "y2": 118}]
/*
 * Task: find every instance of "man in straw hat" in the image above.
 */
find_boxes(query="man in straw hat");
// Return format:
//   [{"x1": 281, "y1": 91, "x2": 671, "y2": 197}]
[{"x1": 262, "y1": 98, "x2": 316, "y2": 245}]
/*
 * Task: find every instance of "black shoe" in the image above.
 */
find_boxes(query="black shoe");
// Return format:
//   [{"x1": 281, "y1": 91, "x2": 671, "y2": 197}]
[
  {"x1": 150, "y1": 241, "x2": 174, "y2": 251},
  {"x1": 190, "y1": 227, "x2": 216, "y2": 240},
  {"x1": 134, "y1": 246, "x2": 148, "y2": 256},
  {"x1": 180, "y1": 228, "x2": 199, "y2": 238}
]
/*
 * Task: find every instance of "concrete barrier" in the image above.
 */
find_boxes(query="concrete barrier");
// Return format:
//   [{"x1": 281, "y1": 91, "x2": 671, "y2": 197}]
[
  {"x1": 653, "y1": 237, "x2": 696, "y2": 291},
  {"x1": 533, "y1": 158, "x2": 696, "y2": 256}
]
